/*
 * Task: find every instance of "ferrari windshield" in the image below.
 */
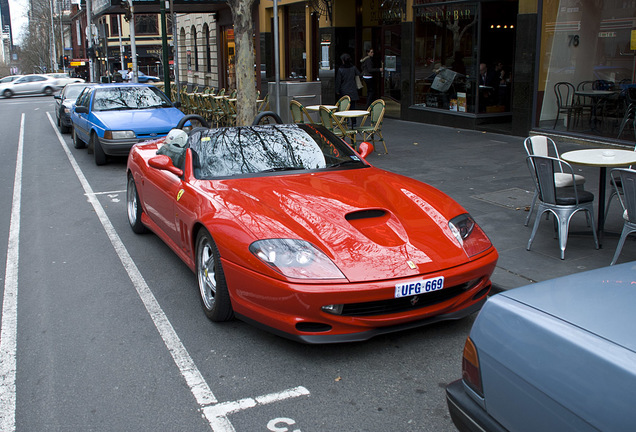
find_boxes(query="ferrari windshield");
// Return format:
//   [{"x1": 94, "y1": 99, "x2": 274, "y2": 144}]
[
  {"x1": 189, "y1": 124, "x2": 364, "y2": 179},
  {"x1": 92, "y1": 86, "x2": 172, "y2": 111}
]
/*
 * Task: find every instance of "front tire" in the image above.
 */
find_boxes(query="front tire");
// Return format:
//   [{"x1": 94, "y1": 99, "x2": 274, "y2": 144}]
[
  {"x1": 92, "y1": 134, "x2": 106, "y2": 165},
  {"x1": 59, "y1": 113, "x2": 69, "y2": 133},
  {"x1": 126, "y1": 174, "x2": 148, "y2": 234},
  {"x1": 195, "y1": 229, "x2": 233, "y2": 322},
  {"x1": 72, "y1": 127, "x2": 86, "y2": 149},
  {"x1": 44, "y1": 87, "x2": 54, "y2": 96}
]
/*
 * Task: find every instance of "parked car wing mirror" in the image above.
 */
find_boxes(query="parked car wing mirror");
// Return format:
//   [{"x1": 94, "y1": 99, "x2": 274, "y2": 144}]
[
  {"x1": 358, "y1": 141, "x2": 374, "y2": 159},
  {"x1": 75, "y1": 106, "x2": 89, "y2": 114},
  {"x1": 149, "y1": 154, "x2": 184, "y2": 177}
]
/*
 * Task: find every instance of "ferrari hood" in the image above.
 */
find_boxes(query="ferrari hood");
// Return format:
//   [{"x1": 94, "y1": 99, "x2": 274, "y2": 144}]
[{"x1": 202, "y1": 168, "x2": 484, "y2": 282}]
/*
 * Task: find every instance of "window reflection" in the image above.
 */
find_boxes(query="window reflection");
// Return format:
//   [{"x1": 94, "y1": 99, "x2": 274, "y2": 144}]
[
  {"x1": 92, "y1": 86, "x2": 172, "y2": 111},
  {"x1": 189, "y1": 124, "x2": 361, "y2": 179}
]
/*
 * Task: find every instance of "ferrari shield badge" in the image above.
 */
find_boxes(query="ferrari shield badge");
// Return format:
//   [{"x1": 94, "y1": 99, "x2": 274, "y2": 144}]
[
  {"x1": 407, "y1": 260, "x2": 417, "y2": 270},
  {"x1": 176, "y1": 189, "x2": 184, "y2": 201}
]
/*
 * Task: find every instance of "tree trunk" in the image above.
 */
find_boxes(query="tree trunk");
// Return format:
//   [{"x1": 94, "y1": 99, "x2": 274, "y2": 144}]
[{"x1": 228, "y1": 0, "x2": 258, "y2": 126}]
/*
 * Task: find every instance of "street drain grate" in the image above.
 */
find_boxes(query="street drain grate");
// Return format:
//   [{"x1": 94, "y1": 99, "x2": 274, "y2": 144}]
[{"x1": 472, "y1": 187, "x2": 534, "y2": 209}]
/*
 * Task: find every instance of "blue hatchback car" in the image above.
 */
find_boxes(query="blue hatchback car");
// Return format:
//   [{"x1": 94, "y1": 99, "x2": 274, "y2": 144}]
[{"x1": 70, "y1": 83, "x2": 185, "y2": 165}]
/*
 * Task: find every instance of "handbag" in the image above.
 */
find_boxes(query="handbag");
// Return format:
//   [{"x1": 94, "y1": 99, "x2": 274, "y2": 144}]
[{"x1": 355, "y1": 75, "x2": 364, "y2": 90}]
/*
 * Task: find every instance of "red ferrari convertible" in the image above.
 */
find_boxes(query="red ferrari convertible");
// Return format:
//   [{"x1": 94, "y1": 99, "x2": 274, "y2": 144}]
[{"x1": 126, "y1": 116, "x2": 498, "y2": 343}]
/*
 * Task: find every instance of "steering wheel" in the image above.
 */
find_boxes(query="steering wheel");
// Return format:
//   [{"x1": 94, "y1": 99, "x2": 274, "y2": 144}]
[
  {"x1": 252, "y1": 111, "x2": 283, "y2": 125},
  {"x1": 176, "y1": 114, "x2": 210, "y2": 130}
]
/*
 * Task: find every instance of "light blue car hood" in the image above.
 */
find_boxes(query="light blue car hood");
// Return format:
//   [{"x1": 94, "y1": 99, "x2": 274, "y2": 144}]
[
  {"x1": 499, "y1": 261, "x2": 636, "y2": 352},
  {"x1": 94, "y1": 108, "x2": 184, "y2": 135}
]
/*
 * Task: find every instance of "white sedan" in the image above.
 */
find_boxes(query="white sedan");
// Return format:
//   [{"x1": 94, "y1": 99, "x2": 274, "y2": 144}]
[{"x1": 0, "y1": 74, "x2": 61, "y2": 98}]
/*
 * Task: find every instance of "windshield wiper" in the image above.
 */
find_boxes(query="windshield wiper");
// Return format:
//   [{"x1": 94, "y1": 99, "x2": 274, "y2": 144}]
[
  {"x1": 329, "y1": 160, "x2": 362, "y2": 168},
  {"x1": 99, "y1": 106, "x2": 132, "y2": 111},
  {"x1": 145, "y1": 103, "x2": 172, "y2": 108},
  {"x1": 259, "y1": 166, "x2": 307, "y2": 173}
]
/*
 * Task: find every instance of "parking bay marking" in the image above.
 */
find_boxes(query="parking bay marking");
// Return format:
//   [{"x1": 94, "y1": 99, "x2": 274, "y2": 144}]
[
  {"x1": 0, "y1": 113, "x2": 25, "y2": 432},
  {"x1": 46, "y1": 113, "x2": 310, "y2": 430}
]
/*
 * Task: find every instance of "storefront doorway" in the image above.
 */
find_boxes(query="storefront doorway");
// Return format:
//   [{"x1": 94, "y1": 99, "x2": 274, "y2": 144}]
[{"x1": 382, "y1": 23, "x2": 402, "y2": 118}]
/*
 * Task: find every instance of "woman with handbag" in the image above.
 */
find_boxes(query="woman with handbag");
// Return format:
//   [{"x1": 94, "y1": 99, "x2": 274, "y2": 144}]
[
  {"x1": 360, "y1": 48, "x2": 381, "y2": 108},
  {"x1": 335, "y1": 53, "x2": 362, "y2": 126}
]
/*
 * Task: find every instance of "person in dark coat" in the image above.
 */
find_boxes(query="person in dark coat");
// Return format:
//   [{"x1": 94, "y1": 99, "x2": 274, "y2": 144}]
[{"x1": 335, "y1": 53, "x2": 362, "y2": 125}]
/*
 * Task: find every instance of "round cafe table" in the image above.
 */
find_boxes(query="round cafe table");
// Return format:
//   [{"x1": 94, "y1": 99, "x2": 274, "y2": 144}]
[
  {"x1": 333, "y1": 110, "x2": 370, "y2": 118},
  {"x1": 305, "y1": 105, "x2": 338, "y2": 112},
  {"x1": 561, "y1": 148, "x2": 636, "y2": 246}
]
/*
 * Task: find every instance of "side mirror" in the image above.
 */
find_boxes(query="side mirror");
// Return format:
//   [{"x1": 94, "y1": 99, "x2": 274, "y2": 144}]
[
  {"x1": 173, "y1": 101, "x2": 181, "y2": 108},
  {"x1": 75, "y1": 106, "x2": 89, "y2": 114},
  {"x1": 358, "y1": 141, "x2": 374, "y2": 159},
  {"x1": 149, "y1": 154, "x2": 184, "y2": 177},
  {"x1": 54, "y1": 94, "x2": 61, "y2": 100}
]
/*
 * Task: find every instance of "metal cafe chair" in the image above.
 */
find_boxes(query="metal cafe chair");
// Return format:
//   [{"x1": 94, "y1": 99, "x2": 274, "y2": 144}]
[
  {"x1": 526, "y1": 155, "x2": 598, "y2": 260},
  {"x1": 523, "y1": 136, "x2": 586, "y2": 226},
  {"x1": 610, "y1": 168, "x2": 636, "y2": 265},
  {"x1": 553, "y1": 82, "x2": 580, "y2": 130}
]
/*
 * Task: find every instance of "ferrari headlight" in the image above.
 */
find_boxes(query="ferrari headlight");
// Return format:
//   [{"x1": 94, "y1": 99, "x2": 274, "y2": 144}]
[
  {"x1": 104, "y1": 130, "x2": 136, "y2": 140},
  {"x1": 250, "y1": 239, "x2": 345, "y2": 279},
  {"x1": 449, "y1": 214, "x2": 493, "y2": 257}
]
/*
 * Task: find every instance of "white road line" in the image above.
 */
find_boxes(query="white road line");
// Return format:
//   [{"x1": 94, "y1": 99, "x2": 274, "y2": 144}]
[
  {"x1": 86, "y1": 189, "x2": 126, "y2": 196},
  {"x1": 45, "y1": 114, "x2": 309, "y2": 430},
  {"x1": 0, "y1": 113, "x2": 24, "y2": 432}
]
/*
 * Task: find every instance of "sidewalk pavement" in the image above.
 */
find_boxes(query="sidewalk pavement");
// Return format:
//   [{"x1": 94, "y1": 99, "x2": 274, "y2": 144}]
[{"x1": 369, "y1": 118, "x2": 636, "y2": 292}]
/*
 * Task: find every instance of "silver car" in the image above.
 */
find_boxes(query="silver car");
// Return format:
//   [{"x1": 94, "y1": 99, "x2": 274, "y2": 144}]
[
  {"x1": 0, "y1": 74, "x2": 60, "y2": 98},
  {"x1": 446, "y1": 262, "x2": 636, "y2": 432},
  {"x1": 0, "y1": 75, "x2": 23, "y2": 83},
  {"x1": 46, "y1": 73, "x2": 85, "y2": 87}
]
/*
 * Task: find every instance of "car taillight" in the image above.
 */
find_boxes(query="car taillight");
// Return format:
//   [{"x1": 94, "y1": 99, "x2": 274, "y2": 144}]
[{"x1": 461, "y1": 336, "x2": 483, "y2": 396}]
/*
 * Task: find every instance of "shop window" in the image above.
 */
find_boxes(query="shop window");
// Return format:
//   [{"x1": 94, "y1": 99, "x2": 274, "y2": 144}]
[
  {"x1": 413, "y1": 3, "x2": 479, "y2": 113},
  {"x1": 412, "y1": 1, "x2": 516, "y2": 115},
  {"x1": 192, "y1": 26, "x2": 199, "y2": 72},
  {"x1": 538, "y1": 0, "x2": 636, "y2": 140},
  {"x1": 110, "y1": 16, "x2": 119, "y2": 36},
  {"x1": 286, "y1": 3, "x2": 306, "y2": 80},
  {"x1": 136, "y1": 14, "x2": 158, "y2": 35},
  {"x1": 204, "y1": 24, "x2": 211, "y2": 73}
]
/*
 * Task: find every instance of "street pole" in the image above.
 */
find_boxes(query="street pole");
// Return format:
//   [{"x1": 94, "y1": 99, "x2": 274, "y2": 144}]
[
  {"x1": 171, "y1": 1, "x2": 180, "y2": 103},
  {"x1": 86, "y1": 0, "x2": 95, "y2": 81},
  {"x1": 127, "y1": 0, "x2": 138, "y2": 83},
  {"x1": 273, "y1": 0, "x2": 280, "y2": 115},
  {"x1": 118, "y1": 15, "x2": 124, "y2": 70},
  {"x1": 59, "y1": 0, "x2": 65, "y2": 73},
  {"x1": 49, "y1": 0, "x2": 56, "y2": 72},
  {"x1": 160, "y1": 0, "x2": 170, "y2": 97}
]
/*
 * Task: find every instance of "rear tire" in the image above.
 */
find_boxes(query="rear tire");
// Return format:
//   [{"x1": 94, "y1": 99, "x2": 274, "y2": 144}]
[
  {"x1": 195, "y1": 229, "x2": 233, "y2": 322},
  {"x1": 92, "y1": 134, "x2": 106, "y2": 165},
  {"x1": 3, "y1": 89, "x2": 12, "y2": 98},
  {"x1": 126, "y1": 174, "x2": 148, "y2": 234},
  {"x1": 72, "y1": 127, "x2": 86, "y2": 149}
]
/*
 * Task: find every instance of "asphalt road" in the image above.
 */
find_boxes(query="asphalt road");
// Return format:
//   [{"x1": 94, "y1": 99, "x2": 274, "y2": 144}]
[{"x1": 0, "y1": 95, "x2": 473, "y2": 431}]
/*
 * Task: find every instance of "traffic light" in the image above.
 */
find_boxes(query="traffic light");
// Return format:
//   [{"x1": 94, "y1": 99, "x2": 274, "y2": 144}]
[
  {"x1": 63, "y1": 56, "x2": 70, "y2": 67},
  {"x1": 121, "y1": 0, "x2": 132, "y2": 22}
]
